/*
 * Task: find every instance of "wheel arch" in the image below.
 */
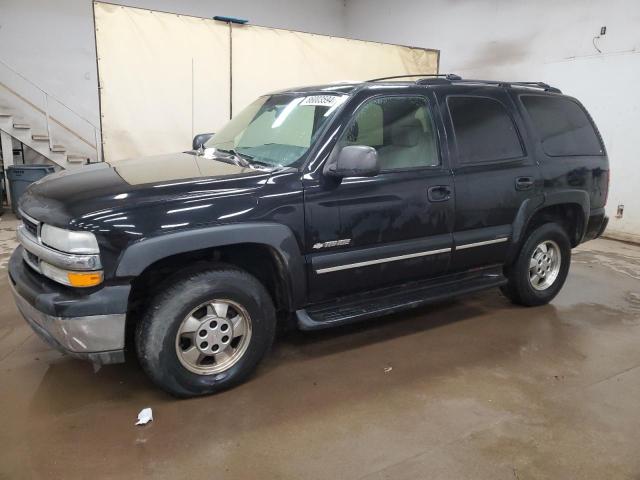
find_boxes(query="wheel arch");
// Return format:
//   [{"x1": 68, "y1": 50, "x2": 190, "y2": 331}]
[
  {"x1": 118, "y1": 222, "x2": 306, "y2": 313},
  {"x1": 509, "y1": 191, "x2": 589, "y2": 261}
]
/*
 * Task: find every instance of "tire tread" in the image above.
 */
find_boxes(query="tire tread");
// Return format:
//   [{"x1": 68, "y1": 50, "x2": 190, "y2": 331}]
[
  {"x1": 135, "y1": 264, "x2": 275, "y2": 397},
  {"x1": 502, "y1": 223, "x2": 571, "y2": 307}
]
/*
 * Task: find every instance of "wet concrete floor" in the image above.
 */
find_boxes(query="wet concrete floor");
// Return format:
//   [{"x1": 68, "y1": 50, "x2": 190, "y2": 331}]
[{"x1": 1, "y1": 212, "x2": 640, "y2": 479}]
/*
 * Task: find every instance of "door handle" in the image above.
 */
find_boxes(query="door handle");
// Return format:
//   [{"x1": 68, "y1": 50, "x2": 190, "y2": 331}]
[
  {"x1": 515, "y1": 176, "x2": 534, "y2": 191},
  {"x1": 427, "y1": 185, "x2": 452, "y2": 202}
]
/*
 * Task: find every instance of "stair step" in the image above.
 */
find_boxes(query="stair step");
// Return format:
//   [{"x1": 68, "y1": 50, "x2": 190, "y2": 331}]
[
  {"x1": 32, "y1": 134, "x2": 49, "y2": 141},
  {"x1": 0, "y1": 112, "x2": 12, "y2": 118},
  {"x1": 13, "y1": 123, "x2": 30, "y2": 129},
  {"x1": 296, "y1": 266, "x2": 507, "y2": 330},
  {"x1": 66, "y1": 154, "x2": 88, "y2": 163},
  {"x1": 50, "y1": 144, "x2": 66, "y2": 153}
]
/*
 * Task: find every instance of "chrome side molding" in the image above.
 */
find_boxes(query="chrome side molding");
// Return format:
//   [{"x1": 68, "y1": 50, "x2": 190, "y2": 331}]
[
  {"x1": 455, "y1": 237, "x2": 509, "y2": 250},
  {"x1": 314, "y1": 237, "x2": 510, "y2": 274},
  {"x1": 316, "y1": 247, "x2": 451, "y2": 274}
]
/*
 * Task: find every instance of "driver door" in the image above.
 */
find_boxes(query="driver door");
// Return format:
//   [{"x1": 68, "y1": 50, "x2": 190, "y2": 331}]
[{"x1": 303, "y1": 94, "x2": 454, "y2": 303}]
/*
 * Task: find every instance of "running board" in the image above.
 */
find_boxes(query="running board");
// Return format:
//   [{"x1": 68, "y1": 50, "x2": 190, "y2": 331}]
[{"x1": 297, "y1": 267, "x2": 507, "y2": 331}]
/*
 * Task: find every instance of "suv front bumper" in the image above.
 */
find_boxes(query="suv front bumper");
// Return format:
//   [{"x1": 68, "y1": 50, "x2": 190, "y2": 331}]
[{"x1": 8, "y1": 247, "x2": 130, "y2": 365}]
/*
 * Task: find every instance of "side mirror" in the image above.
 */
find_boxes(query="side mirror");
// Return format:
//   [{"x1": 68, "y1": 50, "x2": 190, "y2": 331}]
[
  {"x1": 324, "y1": 145, "x2": 380, "y2": 178},
  {"x1": 192, "y1": 133, "x2": 214, "y2": 150}
]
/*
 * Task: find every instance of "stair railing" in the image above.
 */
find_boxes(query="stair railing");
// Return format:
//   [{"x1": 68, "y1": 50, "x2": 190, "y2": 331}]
[{"x1": 0, "y1": 57, "x2": 102, "y2": 163}]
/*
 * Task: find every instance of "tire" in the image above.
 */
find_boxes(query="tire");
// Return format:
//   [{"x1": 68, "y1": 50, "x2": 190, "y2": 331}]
[
  {"x1": 501, "y1": 223, "x2": 571, "y2": 307},
  {"x1": 135, "y1": 265, "x2": 276, "y2": 397}
]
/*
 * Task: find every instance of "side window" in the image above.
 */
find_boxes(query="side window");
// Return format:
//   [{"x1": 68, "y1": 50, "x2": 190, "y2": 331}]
[
  {"x1": 345, "y1": 101, "x2": 383, "y2": 146},
  {"x1": 448, "y1": 96, "x2": 524, "y2": 164},
  {"x1": 338, "y1": 96, "x2": 439, "y2": 170},
  {"x1": 521, "y1": 95, "x2": 604, "y2": 157}
]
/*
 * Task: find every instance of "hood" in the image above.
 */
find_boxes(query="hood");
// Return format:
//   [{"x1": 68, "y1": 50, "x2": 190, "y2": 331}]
[
  {"x1": 111, "y1": 152, "x2": 259, "y2": 186},
  {"x1": 19, "y1": 152, "x2": 271, "y2": 228}
]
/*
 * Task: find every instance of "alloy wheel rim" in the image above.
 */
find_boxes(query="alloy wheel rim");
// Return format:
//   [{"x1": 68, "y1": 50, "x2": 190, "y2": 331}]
[
  {"x1": 529, "y1": 240, "x2": 562, "y2": 291},
  {"x1": 175, "y1": 299, "x2": 252, "y2": 375}
]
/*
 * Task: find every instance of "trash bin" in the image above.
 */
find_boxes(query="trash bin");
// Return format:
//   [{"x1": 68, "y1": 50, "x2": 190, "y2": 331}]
[{"x1": 7, "y1": 165, "x2": 56, "y2": 216}]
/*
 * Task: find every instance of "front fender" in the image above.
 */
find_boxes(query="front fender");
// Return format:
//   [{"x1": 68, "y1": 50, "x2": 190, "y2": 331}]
[{"x1": 115, "y1": 222, "x2": 306, "y2": 309}]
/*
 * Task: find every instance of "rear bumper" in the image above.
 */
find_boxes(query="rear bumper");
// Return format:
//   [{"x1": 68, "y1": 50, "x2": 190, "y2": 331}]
[
  {"x1": 583, "y1": 208, "x2": 609, "y2": 242},
  {"x1": 596, "y1": 215, "x2": 609, "y2": 238},
  {"x1": 8, "y1": 247, "x2": 129, "y2": 364}
]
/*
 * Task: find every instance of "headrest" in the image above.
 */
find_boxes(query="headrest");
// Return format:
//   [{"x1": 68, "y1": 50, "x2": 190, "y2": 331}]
[{"x1": 391, "y1": 120, "x2": 422, "y2": 147}]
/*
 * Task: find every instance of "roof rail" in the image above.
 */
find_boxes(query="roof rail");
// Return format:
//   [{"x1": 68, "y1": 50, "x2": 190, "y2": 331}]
[
  {"x1": 367, "y1": 73, "x2": 461, "y2": 82},
  {"x1": 430, "y1": 77, "x2": 562, "y2": 93},
  {"x1": 365, "y1": 74, "x2": 561, "y2": 93},
  {"x1": 507, "y1": 81, "x2": 562, "y2": 93}
]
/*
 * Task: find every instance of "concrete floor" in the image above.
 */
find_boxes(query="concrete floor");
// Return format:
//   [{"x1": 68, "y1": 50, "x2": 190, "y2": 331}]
[{"x1": 1, "y1": 212, "x2": 640, "y2": 480}]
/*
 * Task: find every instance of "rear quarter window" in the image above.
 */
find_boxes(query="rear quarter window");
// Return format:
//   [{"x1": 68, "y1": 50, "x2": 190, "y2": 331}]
[
  {"x1": 447, "y1": 96, "x2": 524, "y2": 164},
  {"x1": 521, "y1": 95, "x2": 604, "y2": 157}
]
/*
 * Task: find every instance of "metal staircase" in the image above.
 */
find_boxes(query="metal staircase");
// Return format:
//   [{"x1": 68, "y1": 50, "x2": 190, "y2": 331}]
[{"x1": 0, "y1": 58, "x2": 102, "y2": 171}]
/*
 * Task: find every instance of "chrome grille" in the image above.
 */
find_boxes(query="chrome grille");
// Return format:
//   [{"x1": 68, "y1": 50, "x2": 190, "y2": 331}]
[
  {"x1": 21, "y1": 212, "x2": 40, "y2": 238},
  {"x1": 23, "y1": 249, "x2": 41, "y2": 273},
  {"x1": 19, "y1": 212, "x2": 43, "y2": 273}
]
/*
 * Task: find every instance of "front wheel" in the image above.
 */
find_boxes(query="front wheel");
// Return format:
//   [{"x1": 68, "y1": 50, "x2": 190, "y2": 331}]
[
  {"x1": 135, "y1": 266, "x2": 276, "y2": 397},
  {"x1": 501, "y1": 223, "x2": 571, "y2": 306}
]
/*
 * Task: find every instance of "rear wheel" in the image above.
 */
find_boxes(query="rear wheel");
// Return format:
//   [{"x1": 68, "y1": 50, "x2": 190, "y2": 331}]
[
  {"x1": 135, "y1": 266, "x2": 276, "y2": 397},
  {"x1": 501, "y1": 223, "x2": 571, "y2": 306}
]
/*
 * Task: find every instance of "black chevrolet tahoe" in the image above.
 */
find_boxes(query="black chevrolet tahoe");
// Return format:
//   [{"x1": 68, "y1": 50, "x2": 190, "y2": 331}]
[{"x1": 9, "y1": 74, "x2": 609, "y2": 397}]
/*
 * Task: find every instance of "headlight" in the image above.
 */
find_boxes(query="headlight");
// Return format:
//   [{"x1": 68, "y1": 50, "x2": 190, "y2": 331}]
[
  {"x1": 41, "y1": 224, "x2": 100, "y2": 254},
  {"x1": 38, "y1": 224, "x2": 102, "y2": 287}
]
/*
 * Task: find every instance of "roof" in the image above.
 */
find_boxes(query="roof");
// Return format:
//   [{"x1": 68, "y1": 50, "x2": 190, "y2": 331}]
[
  {"x1": 270, "y1": 83, "x2": 361, "y2": 95},
  {"x1": 273, "y1": 74, "x2": 562, "y2": 95}
]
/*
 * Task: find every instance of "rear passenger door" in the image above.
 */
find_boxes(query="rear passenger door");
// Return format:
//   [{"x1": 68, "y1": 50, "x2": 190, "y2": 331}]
[{"x1": 435, "y1": 87, "x2": 540, "y2": 272}]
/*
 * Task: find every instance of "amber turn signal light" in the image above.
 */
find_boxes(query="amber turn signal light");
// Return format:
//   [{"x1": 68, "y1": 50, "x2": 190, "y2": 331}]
[{"x1": 67, "y1": 271, "x2": 104, "y2": 288}]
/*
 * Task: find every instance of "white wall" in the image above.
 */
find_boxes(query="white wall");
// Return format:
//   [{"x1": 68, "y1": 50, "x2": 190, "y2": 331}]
[
  {"x1": 0, "y1": 0, "x2": 347, "y2": 128},
  {"x1": 346, "y1": 0, "x2": 640, "y2": 240},
  {"x1": 2, "y1": 0, "x2": 638, "y2": 238}
]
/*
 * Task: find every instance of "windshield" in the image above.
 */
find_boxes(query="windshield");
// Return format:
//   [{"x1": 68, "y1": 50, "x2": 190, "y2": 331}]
[{"x1": 204, "y1": 93, "x2": 347, "y2": 168}]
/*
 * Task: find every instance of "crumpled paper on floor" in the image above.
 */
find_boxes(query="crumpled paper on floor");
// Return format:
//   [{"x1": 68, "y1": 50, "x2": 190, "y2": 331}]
[{"x1": 135, "y1": 407, "x2": 153, "y2": 426}]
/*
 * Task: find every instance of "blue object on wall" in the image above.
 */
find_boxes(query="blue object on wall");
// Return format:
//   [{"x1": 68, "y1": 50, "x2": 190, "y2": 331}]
[{"x1": 213, "y1": 16, "x2": 248, "y2": 24}]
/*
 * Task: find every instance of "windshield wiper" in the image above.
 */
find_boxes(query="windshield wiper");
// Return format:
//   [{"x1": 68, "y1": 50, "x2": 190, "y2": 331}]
[
  {"x1": 214, "y1": 148, "x2": 252, "y2": 167},
  {"x1": 247, "y1": 158, "x2": 280, "y2": 168},
  {"x1": 209, "y1": 147, "x2": 282, "y2": 171},
  {"x1": 218, "y1": 148, "x2": 284, "y2": 170}
]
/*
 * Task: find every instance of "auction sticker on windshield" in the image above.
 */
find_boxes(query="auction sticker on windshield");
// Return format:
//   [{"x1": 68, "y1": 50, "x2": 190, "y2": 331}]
[{"x1": 300, "y1": 95, "x2": 342, "y2": 107}]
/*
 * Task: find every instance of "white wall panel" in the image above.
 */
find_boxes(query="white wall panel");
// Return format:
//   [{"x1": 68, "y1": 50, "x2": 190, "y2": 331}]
[
  {"x1": 345, "y1": 0, "x2": 640, "y2": 240},
  {"x1": 0, "y1": 0, "x2": 347, "y2": 130},
  {"x1": 231, "y1": 25, "x2": 438, "y2": 114},
  {"x1": 95, "y1": 3, "x2": 231, "y2": 161},
  {"x1": 94, "y1": 3, "x2": 438, "y2": 162}
]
